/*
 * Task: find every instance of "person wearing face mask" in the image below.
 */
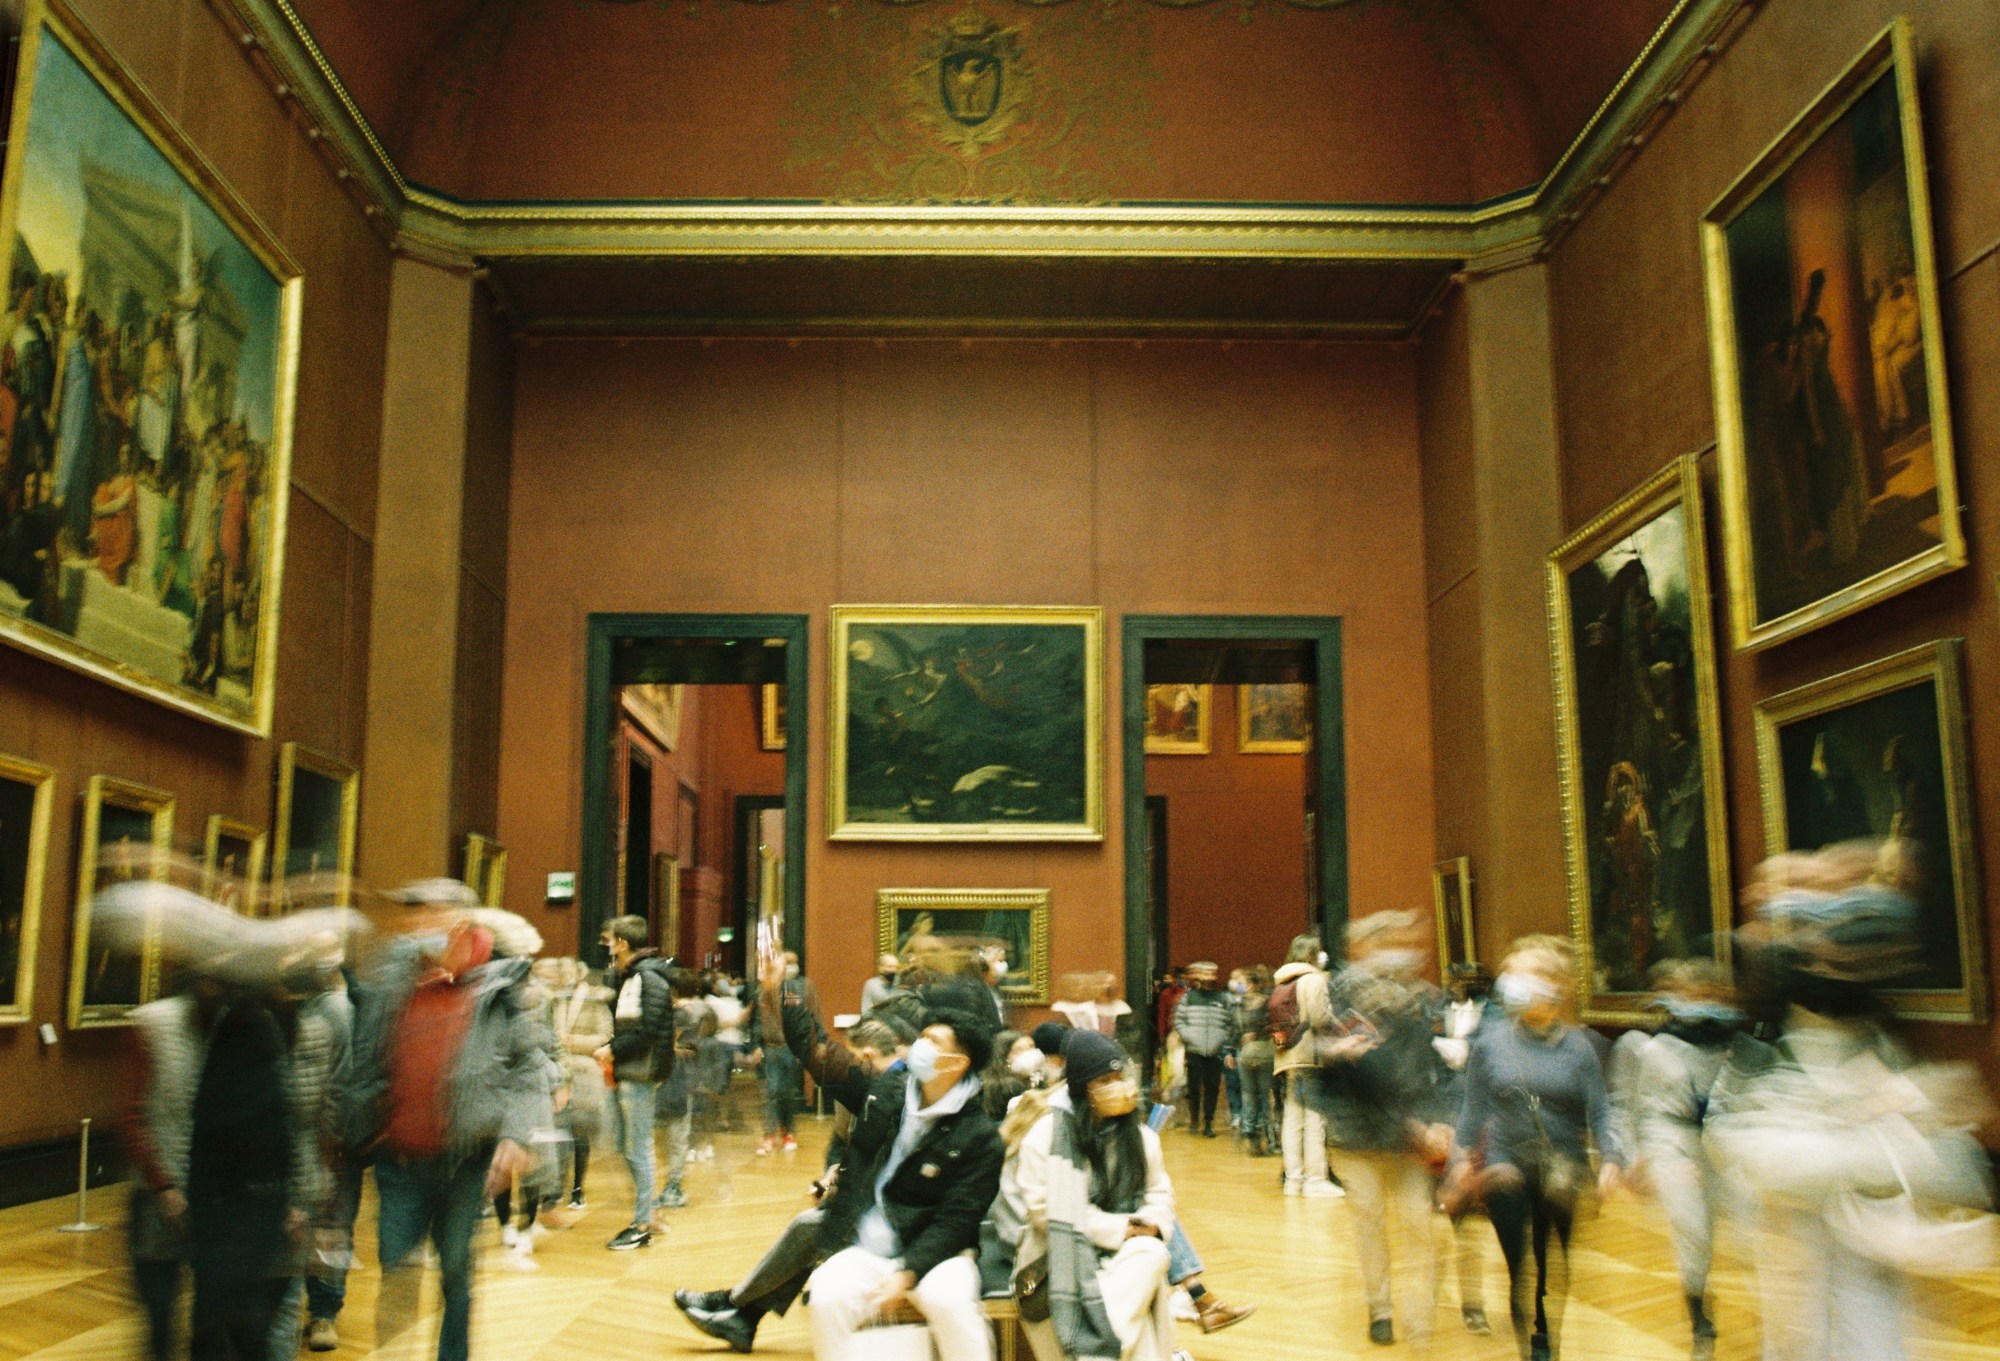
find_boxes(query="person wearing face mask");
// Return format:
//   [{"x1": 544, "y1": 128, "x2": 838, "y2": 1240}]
[
  {"x1": 594, "y1": 915, "x2": 678, "y2": 1248},
  {"x1": 863, "y1": 953, "x2": 901, "y2": 1013},
  {"x1": 1172, "y1": 962, "x2": 1235, "y2": 1138},
  {"x1": 1271, "y1": 934, "x2": 1342, "y2": 1197},
  {"x1": 674, "y1": 1012, "x2": 915, "y2": 1352},
  {"x1": 1234, "y1": 966, "x2": 1277, "y2": 1156},
  {"x1": 794, "y1": 979, "x2": 1005, "y2": 1361},
  {"x1": 1311, "y1": 911, "x2": 1452, "y2": 1348},
  {"x1": 1446, "y1": 935, "x2": 1623, "y2": 1361},
  {"x1": 1010, "y1": 1030, "x2": 1178, "y2": 1361}
]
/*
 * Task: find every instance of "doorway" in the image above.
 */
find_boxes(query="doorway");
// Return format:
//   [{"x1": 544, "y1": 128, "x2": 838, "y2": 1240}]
[
  {"x1": 1121, "y1": 616, "x2": 1347, "y2": 1065},
  {"x1": 582, "y1": 614, "x2": 808, "y2": 971}
]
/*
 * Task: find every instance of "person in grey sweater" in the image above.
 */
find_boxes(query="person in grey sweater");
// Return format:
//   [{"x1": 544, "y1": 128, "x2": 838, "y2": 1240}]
[{"x1": 1447, "y1": 935, "x2": 1624, "y2": 1361}]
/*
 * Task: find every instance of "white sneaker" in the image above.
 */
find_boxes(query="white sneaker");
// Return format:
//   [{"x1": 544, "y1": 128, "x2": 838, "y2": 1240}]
[
  {"x1": 1171, "y1": 1289, "x2": 1199, "y2": 1322},
  {"x1": 1283, "y1": 1179, "x2": 1303, "y2": 1197},
  {"x1": 1303, "y1": 1178, "x2": 1345, "y2": 1199},
  {"x1": 504, "y1": 1238, "x2": 541, "y2": 1272},
  {"x1": 500, "y1": 1225, "x2": 522, "y2": 1248},
  {"x1": 526, "y1": 1222, "x2": 551, "y2": 1243}
]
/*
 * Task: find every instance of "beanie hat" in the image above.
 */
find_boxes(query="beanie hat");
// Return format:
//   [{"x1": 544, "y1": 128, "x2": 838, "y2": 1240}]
[{"x1": 1063, "y1": 1029, "x2": 1127, "y2": 1110}]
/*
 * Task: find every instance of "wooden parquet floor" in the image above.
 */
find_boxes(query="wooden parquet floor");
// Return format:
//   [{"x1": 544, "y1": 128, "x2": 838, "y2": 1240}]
[{"x1": 4, "y1": 1116, "x2": 1998, "y2": 1361}]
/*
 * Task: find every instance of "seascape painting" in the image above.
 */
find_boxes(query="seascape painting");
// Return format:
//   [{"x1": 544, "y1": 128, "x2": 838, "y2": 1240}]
[
  {"x1": 830, "y1": 605, "x2": 1102, "y2": 840},
  {"x1": 1548, "y1": 458, "x2": 1732, "y2": 1022},
  {"x1": 1704, "y1": 23, "x2": 1960, "y2": 649}
]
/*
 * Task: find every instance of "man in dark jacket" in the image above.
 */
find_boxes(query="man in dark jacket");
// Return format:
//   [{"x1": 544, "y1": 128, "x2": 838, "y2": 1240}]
[
  {"x1": 802, "y1": 980, "x2": 1004, "y2": 1361},
  {"x1": 595, "y1": 914, "x2": 676, "y2": 1249}
]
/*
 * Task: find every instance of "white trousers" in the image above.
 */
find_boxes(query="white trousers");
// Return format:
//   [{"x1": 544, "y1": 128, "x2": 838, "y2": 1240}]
[
  {"x1": 1021, "y1": 1237, "x2": 1174, "y2": 1361},
  {"x1": 807, "y1": 1246, "x2": 992, "y2": 1361},
  {"x1": 1281, "y1": 1082, "x2": 1328, "y2": 1186},
  {"x1": 1326, "y1": 1148, "x2": 1438, "y2": 1337}
]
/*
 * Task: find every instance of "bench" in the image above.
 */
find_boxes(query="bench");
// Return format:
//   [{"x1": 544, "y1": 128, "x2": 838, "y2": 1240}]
[{"x1": 871, "y1": 1295, "x2": 1023, "y2": 1361}]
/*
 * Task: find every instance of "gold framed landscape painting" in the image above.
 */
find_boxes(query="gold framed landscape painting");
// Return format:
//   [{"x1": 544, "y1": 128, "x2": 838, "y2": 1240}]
[
  {"x1": 1754, "y1": 640, "x2": 1984, "y2": 1023},
  {"x1": 1238, "y1": 683, "x2": 1310, "y2": 754},
  {"x1": 0, "y1": 754, "x2": 55, "y2": 1023},
  {"x1": 877, "y1": 887, "x2": 1052, "y2": 1007},
  {"x1": 272, "y1": 743, "x2": 358, "y2": 907},
  {"x1": 69, "y1": 775, "x2": 172, "y2": 1028},
  {"x1": 1547, "y1": 456, "x2": 1733, "y2": 1024},
  {"x1": 1144, "y1": 683, "x2": 1210, "y2": 755},
  {"x1": 1701, "y1": 20, "x2": 1961, "y2": 651},
  {"x1": 830, "y1": 604, "x2": 1103, "y2": 841},
  {"x1": 0, "y1": 1, "x2": 302, "y2": 733},
  {"x1": 1431, "y1": 856, "x2": 1475, "y2": 979},
  {"x1": 202, "y1": 815, "x2": 265, "y2": 916}
]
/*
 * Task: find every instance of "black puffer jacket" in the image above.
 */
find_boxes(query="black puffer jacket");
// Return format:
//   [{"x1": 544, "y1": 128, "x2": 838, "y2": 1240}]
[{"x1": 606, "y1": 953, "x2": 676, "y2": 1083}]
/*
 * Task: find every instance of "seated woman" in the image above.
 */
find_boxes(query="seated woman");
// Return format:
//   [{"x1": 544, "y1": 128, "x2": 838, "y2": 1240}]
[{"x1": 1010, "y1": 1031, "x2": 1178, "y2": 1361}]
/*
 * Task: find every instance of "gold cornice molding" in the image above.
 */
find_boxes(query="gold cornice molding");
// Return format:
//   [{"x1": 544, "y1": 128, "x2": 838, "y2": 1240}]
[{"x1": 196, "y1": 0, "x2": 1761, "y2": 273}]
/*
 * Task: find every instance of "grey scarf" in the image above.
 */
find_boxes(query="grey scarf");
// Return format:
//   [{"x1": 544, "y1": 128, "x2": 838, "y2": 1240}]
[{"x1": 1045, "y1": 1106, "x2": 1123, "y2": 1361}]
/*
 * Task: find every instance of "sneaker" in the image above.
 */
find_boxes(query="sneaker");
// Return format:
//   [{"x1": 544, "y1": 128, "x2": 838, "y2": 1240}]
[
  {"x1": 1302, "y1": 1178, "x2": 1345, "y2": 1199},
  {"x1": 1369, "y1": 1318, "x2": 1394, "y2": 1346},
  {"x1": 500, "y1": 1225, "x2": 521, "y2": 1249},
  {"x1": 1171, "y1": 1289, "x2": 1199, "y2": 1322},
  {"x1": 1282, "y1": 1178, "x2": 1303, "y2": 1197},
  {"x1": 781, "y1": 1134, "x2": 798, "y2": 1152},
  {"x1": 306, "y1": 1319, "x2": 338, "y2": 1353},
  {"x1": 697, "y1": 1145, "x2": 715, "y2": 1162},
  {"x1": 1462, "y1": 1305, "x2": 1490, "y2": 1335},
  {"x1": 755, "y1": 1136, "x2": 778, "y2": 1156},
  {"x1": 527, "y1": 1222, "x2": 551, "y2": 1243},
  {"x1": 680, "y1": 1303, "x2": 758, "y2": 1353},
  {"x1": 505, "y1": 1238, "x2": 541, "y2": 1272},
  {"x1": 659, "y1": 1183, "x2": 688, "y2": 1209},
  {"x1": 606, "y1": 1225, "x2": 653, "y2": 1251}
]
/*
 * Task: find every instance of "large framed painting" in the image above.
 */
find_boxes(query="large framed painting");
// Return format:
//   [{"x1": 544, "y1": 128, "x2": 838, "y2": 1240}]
[
  {"x1": 877, "y1": 887, "x2": 1052, "y2": 1007},
  {"x1": 1144, "y1": 684, "x2": 1210, "y2": 755},
  {"x1": 1701, "y1": 20, "x2": 1961, "y2": 651},
  {"x1": 830, "y1": 605, "x2": 1103, "y2": 841},
  {"x1": 0, "y1": 754, "x2": 55, "y2": 1024},
  {"x1": 0, "y1": 2, "x2": 301, "y2": 733},
  {"x1": 272, "y1": 743, "x2": 357, "y2": 907},
  {"x1": 1547, "y1": 456, "x2": 1733, "y2": 1023},
  {"x1": 1431, "y1": 856, "x2": 1476, "y2": 980},
  {"x1": 760, "y1": 684, "x2": 786, "y2": 752},
  {"x1": 68, "y1": 775, "x2": 171, "y2": 1028},
  {"x1": 202, "y1": 815, "x2": 264, "y2": 917},
  {"x1": 1754, "y1": 640, "x2": 1984, "y2": 1023},
  {"x1": 1237, "y1": 683, "x2": 1310, "y2": 754},
  {"x1": 465, "y1": 833, "x2": 507, "y2": 907}
]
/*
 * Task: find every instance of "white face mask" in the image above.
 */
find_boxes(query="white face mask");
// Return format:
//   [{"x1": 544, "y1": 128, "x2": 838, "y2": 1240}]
[
  {"x1": 1009, "y1": 1048, "x2": 1044, "y2": 1078},
  {"x1": 1365, "y1": 949, "x2": 1425, "y2": 979},
  {"x1": 1316, "y1": 951, "x2": 1330, "y2": 969},
  {"x1": 991, "y1": 960, "x2": 1009, "y2": 980},
  {"x1": 1495, "y1": 971, "x2": 1560, "y2": 1014}
]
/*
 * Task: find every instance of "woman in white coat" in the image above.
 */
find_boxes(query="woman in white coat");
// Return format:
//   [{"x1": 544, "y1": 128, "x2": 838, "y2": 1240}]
[{"x1": 1010, "y1": 1030, "x2": 1178, "y2": 1361}]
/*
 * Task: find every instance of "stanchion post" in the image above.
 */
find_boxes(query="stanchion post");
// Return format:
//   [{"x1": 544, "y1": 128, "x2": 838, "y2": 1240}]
[{"x1": 56, "y1": 1116, "x2": 103, "y2": 1234}]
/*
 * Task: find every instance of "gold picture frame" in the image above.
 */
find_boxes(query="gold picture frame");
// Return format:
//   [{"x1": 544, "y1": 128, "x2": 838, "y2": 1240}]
[
  {"x1": 0, "y1": 754, "x2": 56, "y2": 1024},
  {"x1": 1431, "y1": 856, "x2": 1475, "y2": 980},
  {"x1": 1237, "y1": 684, "x2": 1311, "y2": 754},
  {"x1": 203, "y1": 816, "x2": 266, "y2": 917},
  {"x1": 654, "y1": 851, "x2": 681, "y2": 960},
  {"x1": 760, "y1": 684, "x2": 787, "y2": 752},
  {"x1": 1548, "y1": 455, "x2": 1733, "y2": 1024},
  {"x1": 876, "y1": 887, "x2": 1052, "y2": 1007},
  {"x1": 1700, "y1": 19, "x2": 1962, "y2": 651},
  {"x1": 464, "y1": 833, "x2": 507, "y2": 907},
  {"x1": 272, "y1": 743, "x2": 358, "y2": 907},
  {"x1": 1144, "y1": 684, "x2": 1211, "y2": 755},
  {"x1": 624, "y1": 684, "x2": 683, "y2": 752},
  {"x1": 69, "y1": 775, "x2": 173, "y2": 1028},
  {"x1": 1753, "y1": 639, "x2": 1985, "y2": 1023},
  {"x1": 830, "y1": 604, "x2": 1104, "y2": 842},
  {"x1": 0, "y1": 0, "x2": 303, "y2": 734}
]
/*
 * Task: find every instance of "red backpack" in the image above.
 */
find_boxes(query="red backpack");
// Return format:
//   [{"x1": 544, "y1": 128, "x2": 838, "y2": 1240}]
[{"x1": 1266, "y1": 977, "x2": 1305, "y2": 1050}]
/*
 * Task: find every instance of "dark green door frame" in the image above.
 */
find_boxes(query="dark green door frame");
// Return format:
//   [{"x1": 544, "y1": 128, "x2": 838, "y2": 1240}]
[
  {"x1": 1119, "y1": 615, "x2": 1348, "y2": 1055},
  {"x1": 582, "y1": 613, "x2": 809, "y2": 969}
]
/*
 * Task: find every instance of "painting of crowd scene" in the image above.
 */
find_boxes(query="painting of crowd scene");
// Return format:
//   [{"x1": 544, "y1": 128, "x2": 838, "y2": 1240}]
[{"x1": 0, "y1": 17, "x2": 298, "y2": 731}]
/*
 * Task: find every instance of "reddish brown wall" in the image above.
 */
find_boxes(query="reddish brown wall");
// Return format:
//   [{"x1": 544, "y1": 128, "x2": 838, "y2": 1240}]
[
  {"x1": 1144, "y1": 685, "x2": 1310, "y2": 977},
  {"x1": 496, "y1": 337, "x2": 1437, "y2": 1022},
  {"x1": 1530, "y1": 0, "x2": 1999, "y2": 1058},
  {"x1": 0, "y1": 0, "x2": 392, "y2": 1146}
]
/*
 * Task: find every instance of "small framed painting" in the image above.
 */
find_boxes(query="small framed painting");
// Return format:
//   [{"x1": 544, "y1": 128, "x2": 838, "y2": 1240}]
[
  {"x1": 877, "y1": 887, "x2": 1051, "y2": 1007},
  {"x1": 1432, "y1": 857, "x2": 1475, "y2": 979},
  {"x1": 465, "y1": 833, "x2": 507, "y2": 907},
  {"x1": 761, "y1": 684, "x2": 787, "y2": 752},
  {"x1": 203, "y1": 816, "x2": 265, "y2": 916},
  {"x1": 272, "y1": 743, "x2": 358, "y2": 907},
  {"x1": 0, "y1": 754, "x2": 55, "y2": 1024},
  {"x1": 69, "y1": 775, "x2": 173, "y2": 1028},
  {"x1": 1238, "y1": 683, "x2": 1311, "y2": 754},
  {"x1": 1144, "y1": 684, "x2": 1211, "y2": 755}
]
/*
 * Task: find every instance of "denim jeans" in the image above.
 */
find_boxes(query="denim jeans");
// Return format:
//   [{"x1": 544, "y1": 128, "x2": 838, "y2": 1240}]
[
  {"x1": 1240, "y1": 1060, "x2": 1274, "y2": 1143},
  {"x1": 374, "y1": 1150, "x2": 491, "y2": 1361},
  {"x1": 305, "y1": 1163, "x2": 364, "y2": 1322},
  {"x1": 761, "y1": 1047, "x2": 800, "y2": 1136},
  {"x1": 614, "y1": 1079, "x2": 660, "y2": 1224},
  {"x1": 1166, "y1": 1222, "x2": 1203, "y2": 1286}
]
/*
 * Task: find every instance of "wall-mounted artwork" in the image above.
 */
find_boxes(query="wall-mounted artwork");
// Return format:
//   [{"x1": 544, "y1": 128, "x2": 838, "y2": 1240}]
[
  {"x1": 69, "y1": 775, "x2": 171, "y2": 1028},
  {"x1": 203, "y1": 815, "x2": 264, "y2": 917},
  {"x1": 624, "y1": 684, "x2": 683, "y2": 752},
  {"x1": 1144, "y1": 683, "x2": 1210, "y2": 755},
  {"x1": 0, "y1": 2, "x2": 301, "y2": 733},
  {"x1": 877, "y1": 887, "x2": 1051, "y2": 1007},
  {"x1": 1431, "y1": 856, "x2": 1475, "y2": 980},
  {"x1": 760, "y1": 684, "x2": 786, "y2": 752},
  {"x1": 1547, "y1": 455, "x2": 1733, "y2": 1024},
  {"x1": 831, "y1": 605, "x2": 1102, "y2": 841},
  {"x1": 465, "y1": 833, "x2": 507, "y2": 907},
  {"x1": 272, "y1": 743, "x2": 357, "y2": 907},
  {"x1": 1754, "y1": 640, "x2": 1984, "y2": 1023},
  {"x1": 1701, "y1": 20, "x2": 1961, "y2": 651},
  {"x1": 0, "y1": 754, "x2": 55, "y2": 1024},
  {"x1": 1237, "y1": 683, "x2": 1310, "y2": 754},
  {"x1": 654, "y1": 851, "x2": 681, "y2": 961}
]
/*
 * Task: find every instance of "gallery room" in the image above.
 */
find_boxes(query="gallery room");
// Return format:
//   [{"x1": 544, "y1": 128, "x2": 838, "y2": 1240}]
[{"x1": 0, "y1": 0, "x2": 1996, "y2": 1359}]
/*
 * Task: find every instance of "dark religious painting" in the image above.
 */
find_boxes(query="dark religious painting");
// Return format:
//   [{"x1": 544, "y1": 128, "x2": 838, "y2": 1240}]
[
  {"x1": 273, "y1": 743, "x2": 358, "y2": 907},
  {"x1": 202, "y1": 815, "x2": 264, "y2": 917},
  {"x1": 1548, "y1": 456, "x2": 1732, "y2": 1023},
  {"x1": 0, "y1": 4, "x2": 301, "y2": 731},
  {"x1": 0, "y1": 755, "x2": 54, "y2": 1021},
  {"x1": 1144, "y1": 683, "x2": 1210, "y2": 755},
  {"x1": 830, "y1": 605, "x2": 1102, "y2": 841},
  {"x1": 69, "y1": 774, "x2": 172, "y2": 1027},
  {"x1": 878, "y1": 888, "x2": 1051, "y2": 1006},
  {"x1": 1756, "y1": 641, "x2": 1984, "y2": 1023},
  {"x1": 1431, "y1": 857, "x2": 1475, "y2": 979},
  {"x1": 1702, "y1": 21, "x2": 1961, "y2": 650}
]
